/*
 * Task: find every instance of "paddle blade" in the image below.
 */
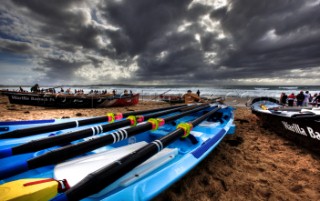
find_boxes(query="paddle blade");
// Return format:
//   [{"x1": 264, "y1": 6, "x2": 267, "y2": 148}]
[{"x1": 0, "y1": 178, "x2": 59, "y2": 201}]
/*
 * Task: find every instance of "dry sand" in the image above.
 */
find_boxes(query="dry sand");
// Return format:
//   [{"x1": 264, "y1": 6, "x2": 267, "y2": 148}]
[{"x1": 0, "y1": 95, "x2": 319, "y2": 201}]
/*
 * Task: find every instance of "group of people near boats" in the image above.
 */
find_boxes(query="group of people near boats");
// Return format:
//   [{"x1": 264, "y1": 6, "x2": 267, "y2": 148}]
[
  {"x1": 24, "y1": 84, "x2": 133, "y2": 97},
  {"x1": 280, "y1": 91, "x2": 320, "y2": 107}
]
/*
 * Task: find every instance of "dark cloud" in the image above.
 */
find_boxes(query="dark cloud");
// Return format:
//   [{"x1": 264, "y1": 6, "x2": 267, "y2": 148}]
[
  {"x1": 0, "y1": 0, "x2": 319, "y2": 85},
  {"x1": 12, "y1": 0, "x2": 102, "y2": 48},
  {"x1": 212, "y1": 0, "x2": 320, "y2": 75},
  {"x1": 37, "y1": 57, "x2": 88, "y2": 82},
  {"x1": 99, "y1": 0, "x2": 221, "y2": 82},
  {"x1": 99, "y1": 0, "x2": 193, "y2": 55},
  {"x1": 0, "y1": 39, "x2": 36, "y2": 54}
]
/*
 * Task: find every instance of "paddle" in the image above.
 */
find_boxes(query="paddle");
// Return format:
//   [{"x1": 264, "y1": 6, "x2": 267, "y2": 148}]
[
  {"x1": 52, "y1": 105, "x2": 221, "y2": 201},
  {"x1": 0, "y1": 104, "x2": 186, "y2": 139},
  {"x1": 0, "y1": 105, "x2": 191, "y2": 158},
  {"x1": 0, "y1": 104, "x2": 210, "y2": 179}
]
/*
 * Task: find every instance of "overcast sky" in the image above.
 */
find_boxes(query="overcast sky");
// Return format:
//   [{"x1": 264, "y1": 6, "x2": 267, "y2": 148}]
[{"x1": 0, "y1": 0, "x2": 320, "y2": 86}]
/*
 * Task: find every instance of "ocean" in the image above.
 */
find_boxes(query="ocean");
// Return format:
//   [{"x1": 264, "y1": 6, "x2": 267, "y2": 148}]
[{"x1": 1, "y1": 85, "x2": 320, "y2": 101}]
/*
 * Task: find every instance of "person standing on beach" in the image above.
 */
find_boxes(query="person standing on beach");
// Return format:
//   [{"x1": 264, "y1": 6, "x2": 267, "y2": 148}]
[
  {"x1": 314, "y1": 93, "x2": 320, "y2": 106},
  {"x1": 182, "y1": 90, "x2": 201, "y2": 104},
  {"x1": 303, "y1": 91, "x2": 311, "y2": 107},
  {"x1": 280, "y1": 92, "x2": 287, "y2": 105},
  {"x1": 197, "y1": 90, "x2": 200, "y2": 97},
  {"x1": 287, "y1": 93, "x2": 295, "y2": 106},
  {"x1": 311, "y1": 93, "x2": 318, "y2": 104},
  {"x1": 296, "y1": 91, "x2": 305, "y2": 107}
]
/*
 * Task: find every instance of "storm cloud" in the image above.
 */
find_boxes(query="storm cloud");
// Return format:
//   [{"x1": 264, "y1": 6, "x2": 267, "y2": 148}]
[{"x1": 0, "y1": 0, "x2": 319, "y2": 85}]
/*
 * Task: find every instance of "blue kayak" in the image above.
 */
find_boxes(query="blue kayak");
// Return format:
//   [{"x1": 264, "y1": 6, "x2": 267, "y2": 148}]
[
  {"x1": 0, "y1": 117, "x2": 99, "y2": 149},
  {"x1": 0, "y1": 104, "x2": 235, "y2": 201}
]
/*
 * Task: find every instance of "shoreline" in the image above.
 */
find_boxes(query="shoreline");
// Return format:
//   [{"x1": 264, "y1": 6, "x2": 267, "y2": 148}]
[{"x1": 0, "y1": 95, "x2": 319, "y2": 200}]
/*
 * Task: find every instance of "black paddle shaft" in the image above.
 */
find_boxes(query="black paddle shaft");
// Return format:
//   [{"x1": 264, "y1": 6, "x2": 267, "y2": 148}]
[
  {"x1": 11, "y1": 105, "x2": 191, "y2": 155},
  {"x1": 0, "y1": 104, "x2": 186, "y2": 139},
  {"x1": 27, "y1": 104, "x2": 210, "y2": 169},
  {"x1": 63, "y1": 106, "x2": 221, "y2": 201}
]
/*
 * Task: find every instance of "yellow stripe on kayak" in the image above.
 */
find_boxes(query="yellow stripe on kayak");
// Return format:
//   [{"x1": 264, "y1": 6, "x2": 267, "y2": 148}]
[{"x1": 0, "y1": 178, "x2": 58, "y2": 201}]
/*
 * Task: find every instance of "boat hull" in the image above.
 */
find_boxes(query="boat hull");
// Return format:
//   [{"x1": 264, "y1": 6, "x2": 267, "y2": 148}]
[
  {"x1": 99, "y1": 94, "x2": 139, "y2": 107},
  {"x1": 3, "y1": 92, "x2": 139, "y2": 108},
  {"x1": 251, "y1": 97, "x2": 320, "y2": 154},
  {"x1": 159, "y1": 95, "x2": 184, "y2": 104}
]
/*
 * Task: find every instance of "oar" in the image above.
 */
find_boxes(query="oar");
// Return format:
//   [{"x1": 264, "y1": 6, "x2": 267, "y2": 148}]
[
  {"x1": 152, "y1": 89, "x2": 171, "y2": 100},
  {"x1": 0, "y1": 104, "x2": 186, "y2": 139},
  {"x1": 0, "y1": 104, "x2": 210, "y2": 179},
  {"x1": 52, "y1": 105, "x2": 221, "y2": 201},
  {"x1": 0, "y1": 105, "x2": 192, "y2": 158}
]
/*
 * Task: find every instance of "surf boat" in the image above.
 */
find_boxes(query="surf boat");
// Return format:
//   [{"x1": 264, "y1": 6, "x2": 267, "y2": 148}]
[
  {"x1": 159, "y1": 94, "x2": 184, "y2": 104},
  {"x1": 251, "y1": 97, "x2": 320, "y2": 154},
  {"x1": 2, "y1": 91, "x2": 139, "y2": 108},
  {"x1": 0, "y1": 103, "x2": 235, "y2": 201}
]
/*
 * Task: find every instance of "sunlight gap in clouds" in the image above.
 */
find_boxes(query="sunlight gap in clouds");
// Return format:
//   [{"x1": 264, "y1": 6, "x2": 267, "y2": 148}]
[
  {"x1": 290, "y1": 68, "x2": 320, "y2": 78},
  {"x1": 194, "y1": 34, "x2": 201, "y2": 43},
  {"x1": 197, "y1": 13, "x2": 227, "y2": 66},
  {"x1": 177, "y1": 21, "x2": 192, "y2": 32},
  {"x1": 204, "y1": 52, "x2": 218, "y2": 64},
  {"x1": 201, "y1": 14, "x2": 217, "y2": 33},
  {"x1": 189, "y1": 0, "x2": 227, "y2": 10},
  {"x1": 69, "y1": 7, "x2": 92, "y2": 25},
  {"x1": 213, "y1": 0, "x2": 228, "y2": 10},
  {"x1": 74, "y1": 58, "x2": 139, "y2": 83},
  {"x1": 306, "y1": 0, "x2": 320, "y2": 7},
  {"x1": 156, "y1": 51, "x2": 168, "y2": 61},
  {"x1": 198, "y1": 13, "x2": 228, "y2": 42},
  {"x1": 260, "y1": 29, "x2": 279, "y2": 42}
]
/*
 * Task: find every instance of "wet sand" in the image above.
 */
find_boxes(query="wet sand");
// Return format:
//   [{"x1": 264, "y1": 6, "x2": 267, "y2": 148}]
[{"x1": 0, "y1": 96, "x2": 319, "y2": 201}]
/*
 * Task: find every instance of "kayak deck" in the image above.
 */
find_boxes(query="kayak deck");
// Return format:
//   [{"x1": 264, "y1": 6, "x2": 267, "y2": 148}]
[{"x1": 0, "y1": 105, "x2": 235, "y2": 201}]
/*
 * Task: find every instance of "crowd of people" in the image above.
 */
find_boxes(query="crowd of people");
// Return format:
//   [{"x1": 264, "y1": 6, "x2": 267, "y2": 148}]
[
  {"x1": 24, "y1": 84, "x2": 133, "y2": 97},
  {"x1": 280, "y1": 91, "x2": 320, "y2": 107}
]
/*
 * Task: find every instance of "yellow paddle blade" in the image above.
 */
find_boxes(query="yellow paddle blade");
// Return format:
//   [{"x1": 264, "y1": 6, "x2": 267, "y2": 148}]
[{"x1": 0, "y1": 178, "x2": 60, "y2": 201}]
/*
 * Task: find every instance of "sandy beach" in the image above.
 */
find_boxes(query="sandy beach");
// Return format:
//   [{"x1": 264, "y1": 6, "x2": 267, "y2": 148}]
[{"x1": 0, "y1": 95, "x2": 319, "y2": 201}]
